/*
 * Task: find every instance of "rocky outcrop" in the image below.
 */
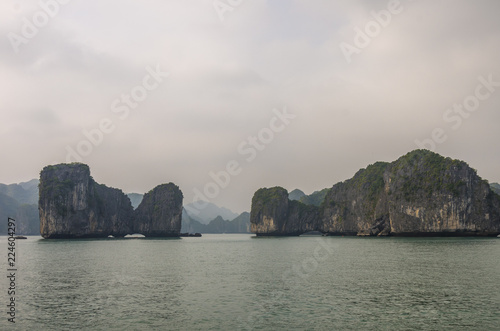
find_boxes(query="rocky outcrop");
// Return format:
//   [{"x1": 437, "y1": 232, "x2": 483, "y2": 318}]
[
  {"x1": 39, "y1": 164, "x2": 134, "y2": 238},
  {"x1": 250, "y1": 187, "x2": 319, "y2": 236},
  {"x1": 251, "y1": 150, "x2": 500, "y2": 237},
  {"x1": 383, "y1": 152, "x2": 499, "y2": 235},
  {"x1": 39, "y1": 163, "x2": 183, "y2": 239},
  {"x1": 321, "y1": 161, "x2": 390, "y2": 236},
  {"x1": 134, "y1": 183, "x2": 183, "y2": 237}
]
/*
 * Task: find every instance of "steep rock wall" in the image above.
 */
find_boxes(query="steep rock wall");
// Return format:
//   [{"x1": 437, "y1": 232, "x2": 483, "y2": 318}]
[
  {"x1": 39, "y1": 164, "x2": 134, "y2": 238},
  {"x1": 39, "y1": 163, "x2": 182, "y2": 238},
  {"x1": 134, "y1": 183, "x2": 183, "y2": 237},
  {"x1": 251, "y1": 150, "x2": 500, "y2": 236}
]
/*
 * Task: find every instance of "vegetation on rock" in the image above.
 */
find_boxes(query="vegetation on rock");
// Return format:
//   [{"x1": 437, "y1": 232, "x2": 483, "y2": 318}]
[
  {"x1": 39, "y1": 164, "x2": 182, "y2": 238},
  {"x1": 251, "y1": 150, "x2": 500, "y2": 237}
]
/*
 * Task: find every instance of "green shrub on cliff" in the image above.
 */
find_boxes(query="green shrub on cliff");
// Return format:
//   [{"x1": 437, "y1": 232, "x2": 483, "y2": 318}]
[
  {"x1": 250, "y1": 149, "x2": 500, "y2": 236},
  {"x1": 392, "y1": 150, "x2": 472, "y2": 200},
  {"x1": 351, "y1": 162, "x2": 387, "y2": 197},
  {"x1": 345, "y1": 161, "x2": 388, "y2": 213},
  {"x1": 252, "y1": 187, "x2": 287, "y2": 207}
]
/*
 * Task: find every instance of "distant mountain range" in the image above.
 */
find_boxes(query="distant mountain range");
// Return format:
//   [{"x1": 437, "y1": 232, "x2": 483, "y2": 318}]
[
  {"x1": 289, "y1": 188, "x2": 330, "y2": 206},
  {"x1": 181, "y1": 211, "x2": 250, "y2": 234},
  {"x1": 127, "y1": 193, "x2": 144, "y2": 209},
  {"x1": 183, "y1": 202, "x2": 239, "y2": 224},
  {"x1": 0, "y1": 179, "x2": 39, "y2": 205},
  {"x1": 0, "y1": 179, "x2": 40, "y2": 235},
  {"x1": 491, "y1": 183, "x2": 500, "y2": 195}
]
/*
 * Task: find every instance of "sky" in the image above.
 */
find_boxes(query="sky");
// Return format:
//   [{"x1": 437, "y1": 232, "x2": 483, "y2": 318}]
[{"x1": 1, "y1": 0, "x2": 499, "y2": 213}]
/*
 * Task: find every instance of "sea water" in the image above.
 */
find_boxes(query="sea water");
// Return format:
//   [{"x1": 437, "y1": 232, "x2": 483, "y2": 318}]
[{"x1": 1, "y1": 234, "x2": 499, "y2": 330}]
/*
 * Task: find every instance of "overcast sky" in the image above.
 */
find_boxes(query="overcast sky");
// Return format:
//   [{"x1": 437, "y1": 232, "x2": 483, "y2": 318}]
[{"x1": 1, "y1": 0, "x2": 499, "y2": 213}]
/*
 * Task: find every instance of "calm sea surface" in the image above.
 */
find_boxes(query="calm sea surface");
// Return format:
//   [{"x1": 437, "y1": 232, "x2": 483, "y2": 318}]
[{"x1": 1, "y1": 234, "x2": 499, "y2": 330}]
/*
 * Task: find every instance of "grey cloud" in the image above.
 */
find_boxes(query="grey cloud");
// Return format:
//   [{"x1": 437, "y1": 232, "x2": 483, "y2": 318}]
[{"x1": 1, "y1": 0, "x2": 499, "y2": 212}]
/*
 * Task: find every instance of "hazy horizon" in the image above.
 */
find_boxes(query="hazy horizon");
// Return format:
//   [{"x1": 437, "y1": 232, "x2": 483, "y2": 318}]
[{"x1": 2, "y1": 0, "x2": 499, "y2": 213}]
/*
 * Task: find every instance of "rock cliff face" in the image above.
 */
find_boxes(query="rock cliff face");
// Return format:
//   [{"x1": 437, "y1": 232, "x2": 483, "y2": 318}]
[
  {"x1": 134, "y1": 183, "x2": 183, "y2": 237},
  {"x1": 39, "y1": 163, "x2": 182, "y2": 239},
  {"x1": 39, "y1": 164, "x2": 134, "y2": 238},
  {"x1": 251, "y1": 150, "x2": 500, "y2": 236},
  {"x1": 250, "y1": 187, "x2": 319, "y2": 235}
]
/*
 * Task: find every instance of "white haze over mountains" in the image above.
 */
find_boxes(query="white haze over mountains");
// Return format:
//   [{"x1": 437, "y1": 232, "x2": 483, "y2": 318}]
[
  {"x1": 184, "y1": 202, "x2": 239, "y2": 224},
  {"x1": 1, "y1": 0, "x2": 499, "y2": 213}
]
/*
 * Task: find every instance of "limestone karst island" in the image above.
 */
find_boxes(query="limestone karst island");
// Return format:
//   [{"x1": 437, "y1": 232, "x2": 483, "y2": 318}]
[
  {"x1": 250, "y1": 150, "x2": 500, "y2": 237},
  {"x1": 38, "y1": 150, "x2": 500, "y2": 239},
  {"x1": 39, "y1": 163, "x2": 182, "y2": 238}
]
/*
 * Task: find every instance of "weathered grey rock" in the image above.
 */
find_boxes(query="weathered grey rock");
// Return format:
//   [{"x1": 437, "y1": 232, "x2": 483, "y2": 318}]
[
  {"x1": 39, "y1": 164, "x2": 133, "y2": 238},
  {"x1": 39, "y1": 163, "x2": 183, "y2": 239},
  {"x1": 134, "y1": 183, "x2": 183, "y2": 237},
  {"x1": 251, "y1": 150, "x2": 500, "y2": 237},
  {"x1": 384, "y1": 151, "x2": 500, "y2": 235},
  {"x1": 250, "y1": 187, "x2": 319, "y2": 236}
]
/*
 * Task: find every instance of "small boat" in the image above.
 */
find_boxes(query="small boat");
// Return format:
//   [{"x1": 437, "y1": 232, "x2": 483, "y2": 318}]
[
  {"x1": 180, "y1": 233, "x2": 202, "y2": 237},
  {"x1": 14, "y1": 236, "x2": 27, "y2": 239}
]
